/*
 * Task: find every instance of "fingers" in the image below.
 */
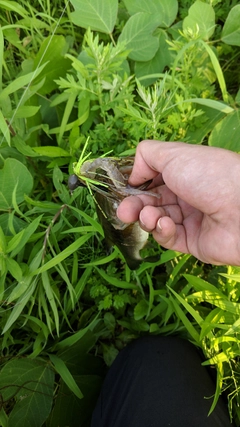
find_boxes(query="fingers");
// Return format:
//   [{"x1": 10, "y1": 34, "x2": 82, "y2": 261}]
[
  {"x1": 117, "y1": 186, "x2": 178, "y2": 223},
  {"x1": 152, "y1": 217, "x2": 189, "y2": 254},
  {"x1": 117, "y1": 196, "x2": 144, "y2": 223},
  {"x1": 139, "y1": 205, "x2": 183, "y2": 232},
  {"x1": 117, "y1": 197, "x2": 189, "y2": 253},
  {"x1": 128, "y1": 140, "x2": 184, "y2": 187},
  {"x1": 138, "y1": 206, "x2": 188, "y2": 253}
]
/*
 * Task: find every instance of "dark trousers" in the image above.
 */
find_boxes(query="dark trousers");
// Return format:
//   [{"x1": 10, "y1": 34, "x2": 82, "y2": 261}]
[{"x1": 91, "y1": 336, "x2": 233, "y2": 427}]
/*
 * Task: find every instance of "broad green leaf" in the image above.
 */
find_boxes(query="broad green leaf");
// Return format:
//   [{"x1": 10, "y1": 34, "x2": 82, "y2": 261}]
[
  {"x1": 104, "y1": 312, "x2": 116, "y2": 333},
  {"x1": 0, "y1": 408, "x2": 8, "y2": 427},
  {"x1": 48, "y1": 374, "x2": 102, "y2": 427},
  {"x1": 49, "y1": 354, "x2": 83, "y2": 399},
  {"x1": 134, "y1": 299, "x2": 149, "y2": 320},
  {"x1": 101, "y1": 343, "x2": 119, "y2": 366},
  {"x1": 183, "y1": 1, "x2": 215, "y2": 40},
  {"x1": 209, "y1": 110, "x2": 240, "y2": 151},
  {"x1": 123, "y1": 0, "x2": 178, "y2": 28},
  {"x1": 31, "y1": 146, "x2": 71, "y2": 157},
  {"x1": 33, "y1": 36, "x2": 72, "y2": 95},
  {"x1": 221, "y1": 5, "x2": 240, "y2": 46},
  {"x1": 0, "y1": 213, "x2": 27, "y2": 235},
  {"x1": 135, "y1": 30, "x2": 174, "y2": 83},
  {"x1": 0, "y1": 158, "x2": 33, "y2": 210},
  {"x1": 6, "y1": 257, "x2": 22, "y2": 281},
  {"x1": 0, "y1": 358, "x2": 54, "y2": 427},
  {"x1": 119, "y1": 13, "x2": 160, "y2": 62},
  {"x1": 185, "y1": 105, "x2": 225, "y2": 144},
  {"x1": 70, "y1": 0, "x2": 118, "y2": 33},
  {"x1": 13, "y1": 105, "x2": 41, "y2": 118}
]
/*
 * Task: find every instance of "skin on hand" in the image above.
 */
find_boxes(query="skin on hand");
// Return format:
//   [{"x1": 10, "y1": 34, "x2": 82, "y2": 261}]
[{"x1": 117, "y1": 140, "x2": 240, "y2": 266}]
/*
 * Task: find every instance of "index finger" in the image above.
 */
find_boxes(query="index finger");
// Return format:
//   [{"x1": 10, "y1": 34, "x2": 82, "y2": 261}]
[{"x1": 129, "y1": 140, "x2": 180, "y2": 186}]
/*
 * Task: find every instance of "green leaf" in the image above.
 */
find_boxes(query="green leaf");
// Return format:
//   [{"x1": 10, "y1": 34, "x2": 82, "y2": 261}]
[
  {"x1": 49, "y1": 354, "x2": 83, "y2": 399},
  {"x1": 198, "y1": 40, "x2": 228, "y2": 103},
  {"x1": 0, "y1": 358, "x2": 54, "y2": 427},
  {"x1": 70, "y1": 0, "x2": 118, "y2": 34},
  {"x1": 13, "y1": 105, "x2": 41, "y2": 118},
  {"x1": 55, "y1": 316, "x2": 100, "y2": 350},
  {"x1": 6, "y1": 257, "x2": 22, "y2": 281},
  {"x1": 186, "y1": 98, "x2": 233, "y2": 114},
  {"x1": 209, "y1": 110, "x2": 240, "y2": 151},
  {"x1": 188, "y1": 291, "x2": 240, "y2": 315},
  {"x1": 13, "y1": 135, "x2": 40, "y2": 157},
  {"x1": 183, "y1": 1, "x2": 215, "y2": 40},
  {"x1": 0, "y1": 63, "x2": 47, "y2": 101},
  {"x1": 33, "y1": 36, "x2": 72, "y2": 95},
  {"x1": 0, "y1": 408, "x2": 8, "y2": 427},
  {"x1": 31, "y1": 146, "x2": 71, "y2": 157},
  {"x1": 104, "y1": 312, "x2": 116, "y2": 333},
  {"x1": 0, "y1": 109, "x2": 10, "y2": 145},
  {"x1": 7, "y1": 215, "x2": 42, "y2": 256},
  {"x1": 0, "y1": 1, "x2": 28, "y2": 18},
  {"x1": 185, "y1": 105, "x2": 225, "y2": 144},
  {"x1": 183, "y1": 274, "x2": 226, "y2": 297},
  {"x1": 123, "y1": 0, "x2": 178, "y2": 28},
  {"x1": 41, "y1": 271, "x2": 60, "y2": 336},
  {"x1": 221, "y1": 5, "x2": 240, "y2": 46},
  {"x1": 0, "y1": 213, "x2": 27, "y2": 235},
  {"x1": 0, "y1": 158, "x2": 33, "y2": 210},
  {"x1": 0, "y1": 226, "x2": 7, "y2": 252},
  {"x1": 32, "y1": 233, "x2": 94, "y2": 275},
  {"x1": 135, "y1": 30, "x2": 174, "y2": 83},
  {"x1": 170, "y1": 296, "x2": 200, "y2": 343},
  {"x1": 0, "y1": 27, "x2": 3, "y2": 92},
  {"x1": 101, "y1": 343, "x2": 119, "y2": 366},
  {"x1": 48, "y1": 373, "x2": 102, "y2": 427},
  {"x1": 2, "y1": 278, "x2": 38, "y2": 333},
  {"x1": 96, "y1": 267, "x2": 138, "y2": 290},
  {"x1": 119, "y1": 13, "x2": 160, "y2": 61},
  {"x1": 134, "y1": 299, "x2": 149, "y2": 320}
]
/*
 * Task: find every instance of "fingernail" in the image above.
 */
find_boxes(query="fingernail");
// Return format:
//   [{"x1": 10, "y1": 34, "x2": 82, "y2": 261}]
[
  {"x1": 156, "y1": 218, "x2": 162, "y2": 232},
  {"x1": 139, "y1": 211, "x2": 146, "y2": 227}
]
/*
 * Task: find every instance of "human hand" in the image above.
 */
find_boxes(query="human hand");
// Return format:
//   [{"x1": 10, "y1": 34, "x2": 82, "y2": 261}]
[{"x1": 117, "y1": 140, "x2": 240, "y2": 265}]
